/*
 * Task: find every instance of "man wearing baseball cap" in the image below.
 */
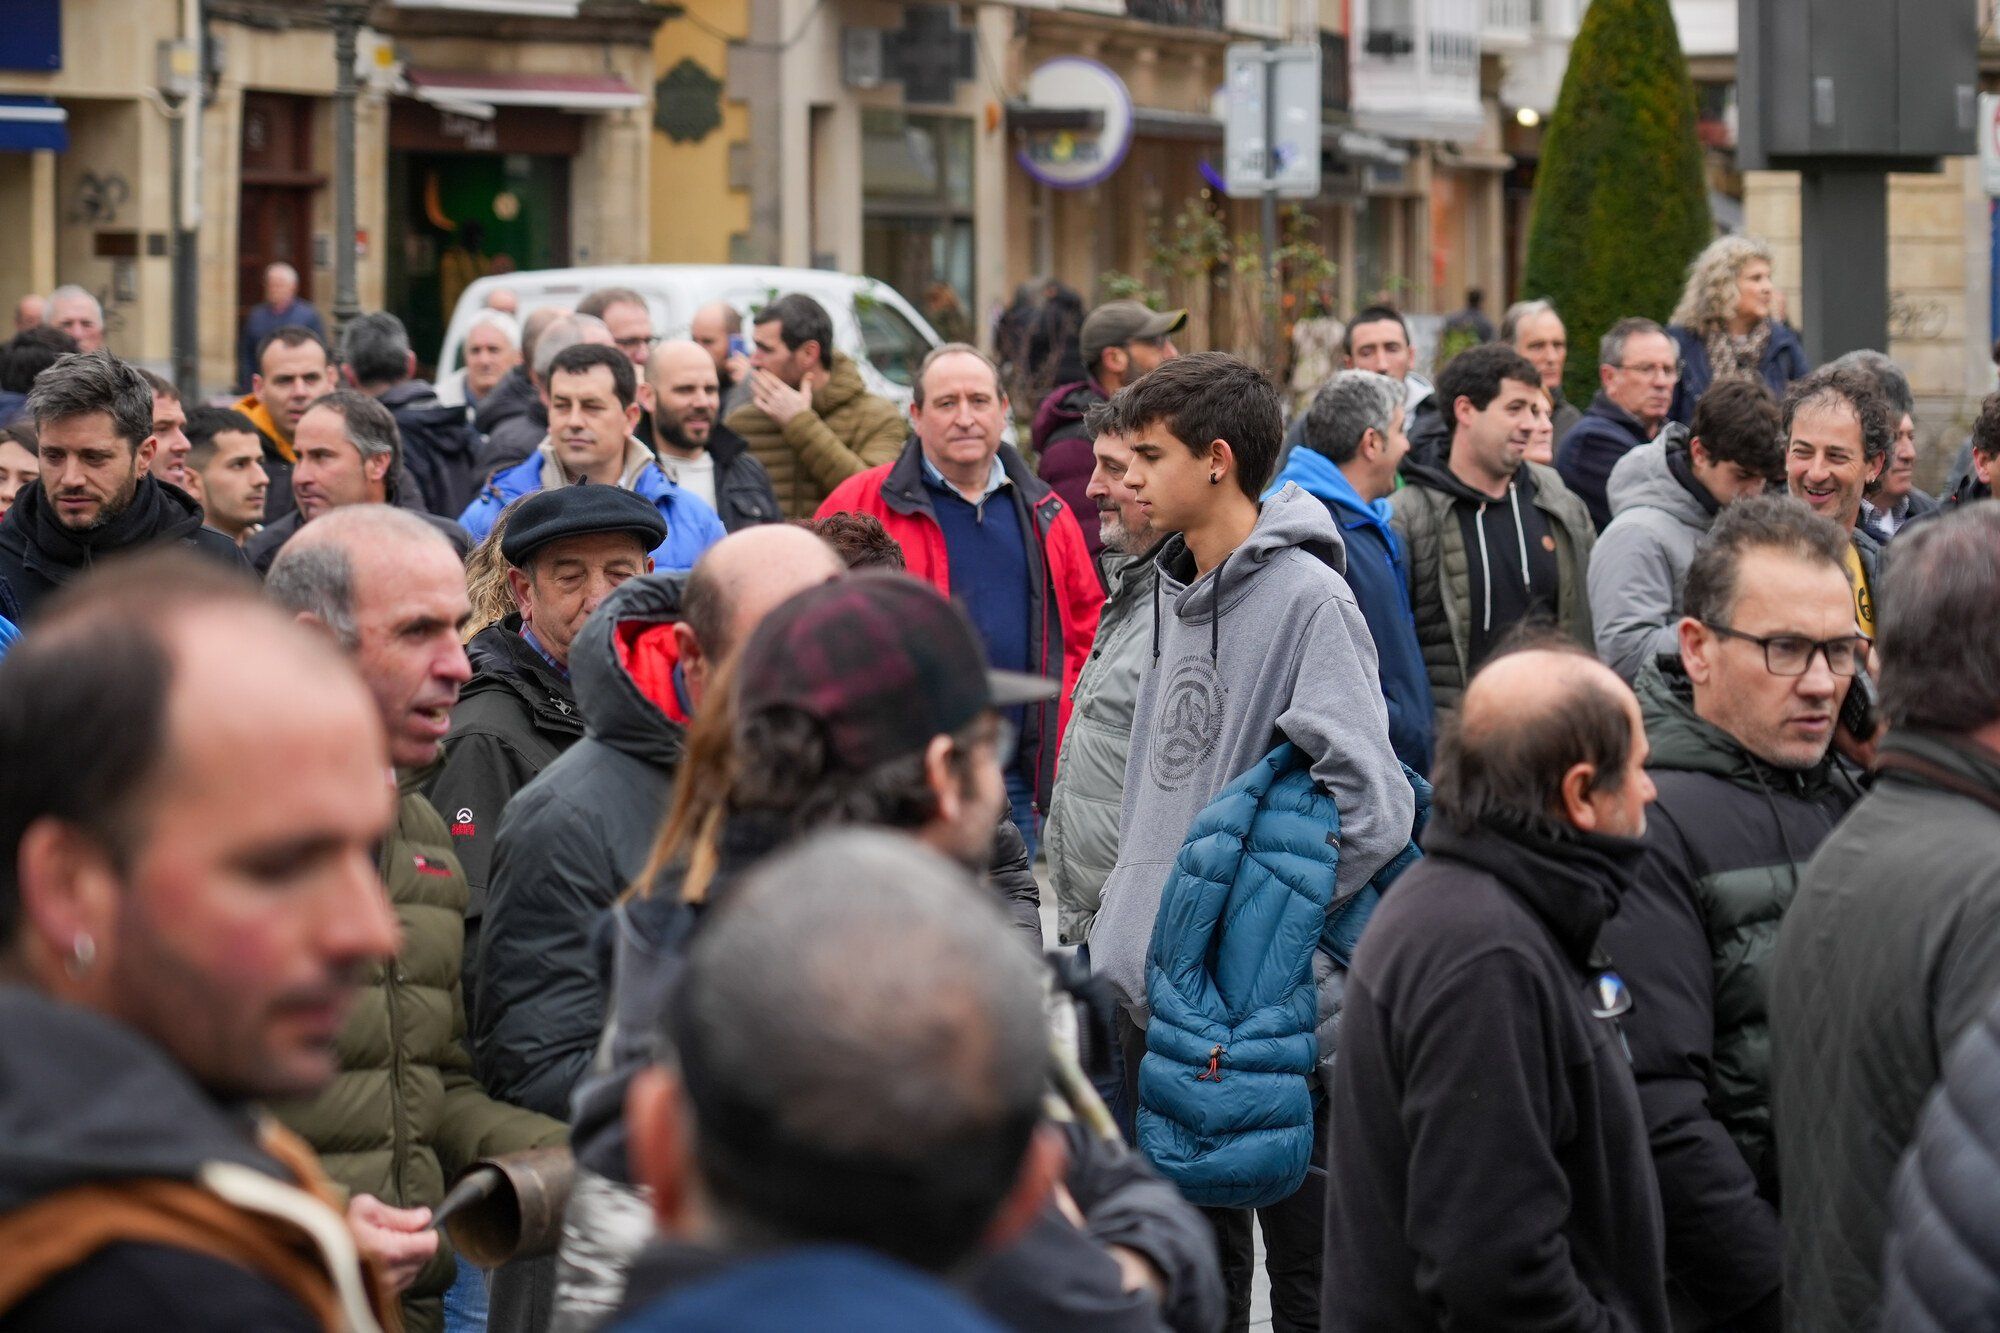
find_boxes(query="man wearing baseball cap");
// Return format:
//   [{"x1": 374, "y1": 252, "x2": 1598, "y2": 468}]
[
  {"x1": 425, "y1": 484, "x2": 665, "y2": 1004},
  {"x1": 1032, "y1": 300, "x2": 1185, "y2": 556}
]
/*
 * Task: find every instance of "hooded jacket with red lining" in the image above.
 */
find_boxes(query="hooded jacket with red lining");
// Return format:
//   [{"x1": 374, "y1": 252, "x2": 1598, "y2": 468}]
[
  {"x1": 816, "y1": 437, "x2": 1104, "y2": 809},
  {"x1": 473, "y1": 571, "x2": 691, "y2": 1120}
]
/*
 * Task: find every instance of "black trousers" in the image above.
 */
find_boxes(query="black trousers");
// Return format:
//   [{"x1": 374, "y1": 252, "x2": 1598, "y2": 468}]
[{"x1": 1199, "y1": 1141, "x2": 1327, "y2": 1333}]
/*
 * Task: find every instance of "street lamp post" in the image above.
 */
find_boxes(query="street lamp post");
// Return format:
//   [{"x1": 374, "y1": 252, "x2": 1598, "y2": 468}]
[{"x1": 328, "y1": 0, "x2": 366, "y2": 336}]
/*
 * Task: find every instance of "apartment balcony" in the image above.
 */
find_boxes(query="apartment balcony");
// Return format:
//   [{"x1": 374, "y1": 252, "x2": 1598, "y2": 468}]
[
  {"x1": 1126, "y1": 0, "x2": 1226, "y2": 28},
  {"x1": 1482, "y1": 0, "x2": 1533, "y2": 50},
  {"x1": 1352, "y1": 0, "x2": 1485, "y2": 141},
  {"x1": 1671, "y1": 0, "x2": 1737, "y2": 57}
]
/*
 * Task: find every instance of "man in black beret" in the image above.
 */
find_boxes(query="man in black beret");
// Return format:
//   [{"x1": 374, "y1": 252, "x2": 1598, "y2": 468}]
[{"x1": 423, "y1": 484, "x2": 665, "y2": 1011}]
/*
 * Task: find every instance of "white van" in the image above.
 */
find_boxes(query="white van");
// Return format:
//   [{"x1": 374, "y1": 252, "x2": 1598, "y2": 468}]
[{"x1": 435, "y1": 265, "x2": 943, "y2": 409}]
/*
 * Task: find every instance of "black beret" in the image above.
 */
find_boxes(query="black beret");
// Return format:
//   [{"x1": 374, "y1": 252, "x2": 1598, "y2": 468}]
[{"x1": 500, "y1": 484, "x2": 667, "y2": 567}]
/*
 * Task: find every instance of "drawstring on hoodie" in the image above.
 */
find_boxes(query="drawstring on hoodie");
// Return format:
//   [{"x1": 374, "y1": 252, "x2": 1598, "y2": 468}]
[
  {"x1": 1473, "y1": 484, "x2": 1535, "y2": 634},
  {"x1": 1150, "y1": 546, "x2": 1232, "y2": 663},
  {"x1": 1747, "y1": 763, "x2": 1805, "y2": 892}
]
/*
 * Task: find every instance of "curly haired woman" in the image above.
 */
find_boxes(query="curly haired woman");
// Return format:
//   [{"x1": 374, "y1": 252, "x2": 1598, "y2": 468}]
[{"x1": 1665, "y1": 235, "x2": 1808, "y2": 425}]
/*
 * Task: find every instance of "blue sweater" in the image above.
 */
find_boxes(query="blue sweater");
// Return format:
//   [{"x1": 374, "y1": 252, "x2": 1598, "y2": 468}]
[
  {"x1": 1266, "y1": 449, "x2": 1434, "y2": 775},
  {"x1": 458, "y1": 451, "x2": 726, "y2": 574}
]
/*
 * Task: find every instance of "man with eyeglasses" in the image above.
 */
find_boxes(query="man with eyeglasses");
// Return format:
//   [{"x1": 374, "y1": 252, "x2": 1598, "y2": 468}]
[
  {"x1": 1324, "y1": 641, "x2": 1669, "y2": 1332},
  {"x1": 1596, "y1": 495, "x2": 1864, "y2": 1333},
  {"x1": 1558, "y1": 316, "x2": 1679, "y2": 530}
]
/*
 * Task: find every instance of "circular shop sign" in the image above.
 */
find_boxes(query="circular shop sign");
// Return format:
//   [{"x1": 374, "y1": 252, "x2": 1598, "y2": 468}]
[{"x1": 1018, "y1": 57, "x2": 1134, "y2": 191}]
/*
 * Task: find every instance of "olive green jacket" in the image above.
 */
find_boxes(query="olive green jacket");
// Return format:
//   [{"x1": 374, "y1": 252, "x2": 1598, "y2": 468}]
[
  {"x1": 268, "y1": 774, "x2": 565, "y2": 1331},
  {"x1": 724, "y1": 352, "x2": 907, "y2": 518}
]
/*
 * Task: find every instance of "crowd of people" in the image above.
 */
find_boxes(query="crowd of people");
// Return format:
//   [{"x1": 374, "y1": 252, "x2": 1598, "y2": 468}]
[{"x1": 1, "y1": 229, "x2": 1999, "y2": 1333}]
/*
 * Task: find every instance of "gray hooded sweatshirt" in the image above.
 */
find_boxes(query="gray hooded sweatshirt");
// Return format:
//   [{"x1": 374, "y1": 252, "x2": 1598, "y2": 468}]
[
  {"x1": 1087, "y1": 484, "x2": 1414, "y2": 1023},
  {"x1": 1589, "y1": 429, "x2": 1712, "y2": 683}
]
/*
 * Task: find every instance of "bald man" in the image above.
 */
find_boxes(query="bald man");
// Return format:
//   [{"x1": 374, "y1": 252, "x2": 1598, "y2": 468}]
[
  {"x1": 14, "y1": 292, "x2": 43, "y2": 333},
  {"x1": 1324, "y1": 643, "x2": 1670, "y2": 1333},
  {"x1": 237, "y1": 261, "x2": 327, "y2": 393},
  {"x1": 646, "y1": 337, "x2": 781, "y2": 530},
  {"x1": 690, "y1": 299, "x2": 753, "y2": 418},
  {"x1": 474, "y1": 524, "x2": 844, "y2": 1118}
]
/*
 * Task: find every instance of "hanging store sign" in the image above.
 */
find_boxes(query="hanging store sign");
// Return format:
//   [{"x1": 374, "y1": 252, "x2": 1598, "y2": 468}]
[{"x1": 1015, "y1": 58, "x2": 1133, "y2": 191}]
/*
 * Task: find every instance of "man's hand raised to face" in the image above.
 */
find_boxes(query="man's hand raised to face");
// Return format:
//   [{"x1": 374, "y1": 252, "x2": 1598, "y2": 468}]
[{"x1": 750, "y1": 368, "x2": 812, "y2": 428}]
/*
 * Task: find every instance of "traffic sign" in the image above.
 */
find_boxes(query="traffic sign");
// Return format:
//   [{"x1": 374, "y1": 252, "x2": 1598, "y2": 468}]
[{"x1": 1223, "y1": 42, "x2": 1321, "y2": 200}]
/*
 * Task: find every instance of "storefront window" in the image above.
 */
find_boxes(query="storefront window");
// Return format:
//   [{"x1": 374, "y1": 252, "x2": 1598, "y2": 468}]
[{"x1": 862, "y1": 109, "x2": 975, "y2": 339}]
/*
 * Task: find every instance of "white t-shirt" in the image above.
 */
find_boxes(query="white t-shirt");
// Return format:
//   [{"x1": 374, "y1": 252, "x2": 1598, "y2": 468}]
[{"x1": 658, "y1": 451, "x2": 718, "y2": 512}]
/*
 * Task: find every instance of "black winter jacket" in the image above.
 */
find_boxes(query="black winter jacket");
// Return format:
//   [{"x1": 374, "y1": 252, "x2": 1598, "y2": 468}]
[
  {"x1": 1771, "y1": 730, "x2": 2000, "y2": 1333},
  {"x1": 1558, "y1": 393, "x2": 1655, "y2": 532},
  {"x1": 424, "y1": 618, "x2": 585, "y2": 925},
  {"x1": 658, "y1": 423, "x2": 784, "y2": 532},
  {"x1": 472, "y1": 572, "x2": 690, "y2": 1119},
  {"x1": 0, "y1": 476, "x2": 248, "y2": 620},
  {"x1": 382, "y1": 379, "x2": 484, "y2": 518},
  {"x1": 1881, "y1": 984, "x2": 2000, "y2": 1332},
  {"x1": 1324, "y1": 818, "x2": 1670, "y2": 1333},
  {"x1": 246, "y1": 503, "x2": 473, "y2": 575},
  {"x1": 1597, "y1": 657, "x2": 1857, "y2": 1328},
  {"x1": 477, "y1": 366, "x2": 548, "y2": 478}
]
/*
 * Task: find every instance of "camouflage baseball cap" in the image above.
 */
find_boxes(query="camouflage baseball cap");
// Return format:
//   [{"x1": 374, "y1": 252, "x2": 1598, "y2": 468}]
[{"x1": 734, "y1": 572, "x2": 1058, "y2": 772}]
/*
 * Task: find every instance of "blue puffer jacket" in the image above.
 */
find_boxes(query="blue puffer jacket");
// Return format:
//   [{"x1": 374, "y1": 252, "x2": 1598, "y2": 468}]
[
  {"x1": 1139, "y1": 742, "x2": 1426, "y2": 1209},
  {"x1": 459, "y1": 445, "x2": 726, "y2": 574}
]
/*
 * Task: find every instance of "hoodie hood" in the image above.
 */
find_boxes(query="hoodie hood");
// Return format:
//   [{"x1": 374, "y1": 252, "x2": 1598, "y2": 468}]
[
  {"x1": 1421, "y1": 820, "x2": 1645, "y2": 968},
  {"x1": 1031, "y1": 379, "x2": 1104, "y2": 445},
  {"x1": 1, "y1": 474, "x2": 205, "y2": 581},
  {"x1": 812, "y1": 352, "x2": 873, "y2": 416},
  {"x1": 1150, "y1": 483, "x2": 1346, "y2": 662},
  {"x1": 0, "y1": 985, "x2": 288, "y2": 1210},
  {"x1": 1606, "y1": 428, "x2": 1708, "y2": 532},
  {"x1": 1635, "y1": 654, "x2": 1840, "y2": 800},
  {"x1": 1267, "y1": 445, "x2": 1395, "y2": 549},
  {"x1": 570, "y1": 569, "x2": 691, "y2": 767}
]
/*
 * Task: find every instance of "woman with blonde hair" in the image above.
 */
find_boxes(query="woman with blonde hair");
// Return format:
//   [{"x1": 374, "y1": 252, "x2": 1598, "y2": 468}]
[{"x1": 1665, "y1": 233, "x2": 1808, "y2": 425}]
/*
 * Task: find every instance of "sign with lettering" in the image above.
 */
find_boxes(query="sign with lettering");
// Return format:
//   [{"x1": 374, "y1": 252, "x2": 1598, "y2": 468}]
[{"x1": 1016, "y1": 58, "x2": 1133, "y2": 191}]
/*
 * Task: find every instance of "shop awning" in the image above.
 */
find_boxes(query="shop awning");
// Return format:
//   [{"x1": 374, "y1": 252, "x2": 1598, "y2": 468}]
[
  {"x1": 0, "y1": 96, "x2": 66, "y2": 152},
  {"x1": 403, "y1": 69, "x2": 646, "y2": 120}
]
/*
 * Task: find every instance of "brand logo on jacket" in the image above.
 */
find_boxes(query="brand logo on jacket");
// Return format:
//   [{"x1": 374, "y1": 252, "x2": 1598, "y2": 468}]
[
  {"x1": 1151, "y1": 657, "x2": 1226, "y2": 792},
  {"x1": 450, "y1": 808, "x2": 476, "y2": 838}
]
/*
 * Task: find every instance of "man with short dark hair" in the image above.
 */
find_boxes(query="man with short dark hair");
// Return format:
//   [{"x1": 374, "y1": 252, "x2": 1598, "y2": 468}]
[
  {"x1": 0, "y1": 350, "x2": 245, "y2": 618},
  {"x1": 1557, "y1": 316, "x2": 1679, "y2": 529},
  {"x1": 424, "y1": 485, "x2": 662, "y2": 1010},
  {"x1": 236, "y1": 261, "x2": 326, "y2": 393},
  {"x1": 460, "y1": 342, "x2": 724, "y2": 572},
  {"x1": 138, "y1": 369, "x2": 191, "y2": 492},
  {"x1": 1324, "y1": 644, "x2": 1669, "y2": 1332},
  {"x1": 816, "y1": 342, "x2": 1103, "y2": 859},
  {"x1": 341, "y1": 311, "x2": 482, "y2": 518},
  {"x1": 801, "y1": 509, "x2": 905, "y2": 568},
  {"x1": 1599, "y1": 496, "x2": 1863, "y2": 1329},
  {"x1": 726, "y1": 291, "x2": 906, "y2": 517},
  {"x1": 1031, "y1": 300, "x2": 1185, "y2": 555},
  {"x1": 1090, "y1": 351, "x2": 1412, "y2": 1329},
  {"x1": 615, "y1": 832, "x2": 1057, "y2": 1331},
  {"x1": 1831, "y1": 350, "x2": 1938, "y2": 541},
  {"x1": 473, "y1": 525, "x2": 846, "y2": 1119},
  {"x1": 1591, "y1": 378, "x2": 1782, "y2": 681},
  {"x1": 1299, "y1": 304, "x2": 1445, "y2": 469},
  {"x1": 1270, "y1": 368, "x2": 1434, "y2": 774},
  {"x1": 479, "y1": 312, "x2": 616, "y2": 474},
  {"x1": 1392, "y1": 342, "x2": 1596, "y2": 711},
  {"x1": 578, "y1": 287, "x2": 658, "y2": 368},
  {"x1": 0, "y1": 325, "x2": 79, "y2": 427},
  {"x1": 233, "y1": 325, "x2": 335, "y2": 517},
  {"x1": 646, "y1": 338, "x2": 781, "y2": 530},
  {"x1": 0, "y1": 557, "x2": 414, "y2": 1329},
  {"x1": 1772, "y1": 504, "x2": 2000, "y2": 1333},
  {"x1": 1782, "y1": 364, "x2": 1891, "y2": 639},
  {"x1": 265, "y1": 507, "x2": 568, "y2": 1333},
  {"x1": 246, "y1": 390, "x2": 471, "y2": 574},
  {"x1": 182, "y1": 405, "x2": 270, "y2": 547}
]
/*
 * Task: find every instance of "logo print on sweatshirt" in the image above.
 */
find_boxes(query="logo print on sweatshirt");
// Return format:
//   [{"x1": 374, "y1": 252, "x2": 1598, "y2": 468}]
[
  {"x1": 450, "y1": 809, "x2": 476, "y2": 838},
  {"x1": 1151, "y1": 657, "x2": 1226, "y2": 792}
]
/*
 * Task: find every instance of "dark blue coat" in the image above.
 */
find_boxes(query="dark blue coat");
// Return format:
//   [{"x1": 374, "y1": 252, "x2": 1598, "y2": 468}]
[
  {"x1": 1558, "y1": 392, "x2": 1654, "y2": 532},
  {"x1": 1666, "y1": 321, "x2": 1807, "y2": 427},
  {"x1": 1266, "y1": 448, "x2": 1434, "y2": 775}
]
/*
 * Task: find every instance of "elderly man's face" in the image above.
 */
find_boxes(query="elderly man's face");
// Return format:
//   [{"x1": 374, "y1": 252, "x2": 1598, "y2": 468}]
[
  {"x1": 509, "y1": 532, "x2": 651, "y2": 670},
  {"x1": 348, "y1": 541, "x2": 473, "y2": 770},
  {"x1": 50, "y1": 295, "x2": 104, "y2": 353}
]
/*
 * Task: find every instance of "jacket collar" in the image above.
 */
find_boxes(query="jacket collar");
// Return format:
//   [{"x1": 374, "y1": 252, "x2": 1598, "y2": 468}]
[
  {"x1": 1877, "y1": 730, "x2": 2000, "y2": 815},
  {"x1": 1268, "y1": 446, "x2": 1395, "y2": 542},
  {"x1": 536, "y1": 436, "x2": 658, "y2": 493},
  {"x1": 881, "y1": 437, "x2": 1053, "y2": 520},
  {"x1": 1635, "y1": 655, "x2": 1839, "y2": 798},
  {"x1": 464, "y1": 618, "x2": 584, "y2": 728},
  {"x1": 7, "y1": 475, "x2": 204, "y2": 578},
  {"x1": 1584, "y1": 391, "x2": 1656, "y2": 444},
  {"x1": 1421, "y1": 817, "x2": 1646, "y2": 968},
  {"x1": 705, "y1": 423, "x2": 749, "y2": 471}
]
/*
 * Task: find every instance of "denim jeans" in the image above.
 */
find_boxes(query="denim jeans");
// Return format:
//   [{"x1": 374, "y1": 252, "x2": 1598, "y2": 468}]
[
  {"x1": 442, "y1": 1253, "x2": 489, "y2": 1333},
  {"x1": 1004, "y1": 767, "x2": 1041, "y2": 862}
]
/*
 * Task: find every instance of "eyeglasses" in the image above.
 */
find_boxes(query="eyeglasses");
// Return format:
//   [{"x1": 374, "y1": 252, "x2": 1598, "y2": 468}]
[
  {"x1": 615, "y1": 335, "x2": 659, "y2": 354},
  {"x1": 1616, "y1": 361, "x2": 1680, "y2": 380},
  {"x1": 1702, "y1": 624, "x2": 1870, "y2": 677}
]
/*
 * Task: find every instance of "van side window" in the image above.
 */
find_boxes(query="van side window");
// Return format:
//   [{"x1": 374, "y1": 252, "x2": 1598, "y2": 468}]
[{"x1": 854, "y1": 298, "x2": 928, "y2": 389}]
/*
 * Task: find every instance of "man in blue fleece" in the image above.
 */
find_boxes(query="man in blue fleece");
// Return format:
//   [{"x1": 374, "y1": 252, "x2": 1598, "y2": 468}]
[
  {"x1": 1268, "y1": 369, "x2": 1434, "y2": 775},
  {"x1": 1089, "y1": 352, "x2": 1412, "y2": 1331}
]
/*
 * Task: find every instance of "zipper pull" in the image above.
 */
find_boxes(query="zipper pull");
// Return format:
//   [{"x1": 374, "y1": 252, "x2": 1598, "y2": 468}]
[{"x1": 1195, "y1": 1044, "x2": 1225, "y2": 1082}]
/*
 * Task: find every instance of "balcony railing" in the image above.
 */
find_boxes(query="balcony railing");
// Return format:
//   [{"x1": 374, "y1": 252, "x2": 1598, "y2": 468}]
[
  {"x1": 1127, "y1": 0, "x2": 1226, "y2": 28},
  {"x1": 1482, "y1": 0, "x2": 1532, "y2": 47}
]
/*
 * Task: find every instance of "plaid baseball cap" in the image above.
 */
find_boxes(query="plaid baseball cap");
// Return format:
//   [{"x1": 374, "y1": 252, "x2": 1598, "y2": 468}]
[{"x1": 734, "y1": 573, "x2": 1058, "y2": 772}]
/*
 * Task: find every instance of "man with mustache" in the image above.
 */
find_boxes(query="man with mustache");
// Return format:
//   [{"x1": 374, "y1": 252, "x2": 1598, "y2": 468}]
[
  {"x1": 645, "y1": 338, "x2": 781, "y2": 531},
  {"x1": 266, "y1": 505, "x2": 566, "y2": 1333},
  {"x1": 0, "y1": 350, "x2": 244, "y2": 621}
]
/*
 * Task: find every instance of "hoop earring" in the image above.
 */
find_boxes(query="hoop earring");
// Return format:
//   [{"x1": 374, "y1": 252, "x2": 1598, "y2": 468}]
[{"x1": 66, "y1": 931, "x2": 96, "y2": 980}]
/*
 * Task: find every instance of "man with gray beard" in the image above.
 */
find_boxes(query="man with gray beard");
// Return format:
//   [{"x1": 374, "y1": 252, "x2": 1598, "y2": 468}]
[{"x1": 1044, "y1": 401, "x2": 1164, "y2": 951}]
